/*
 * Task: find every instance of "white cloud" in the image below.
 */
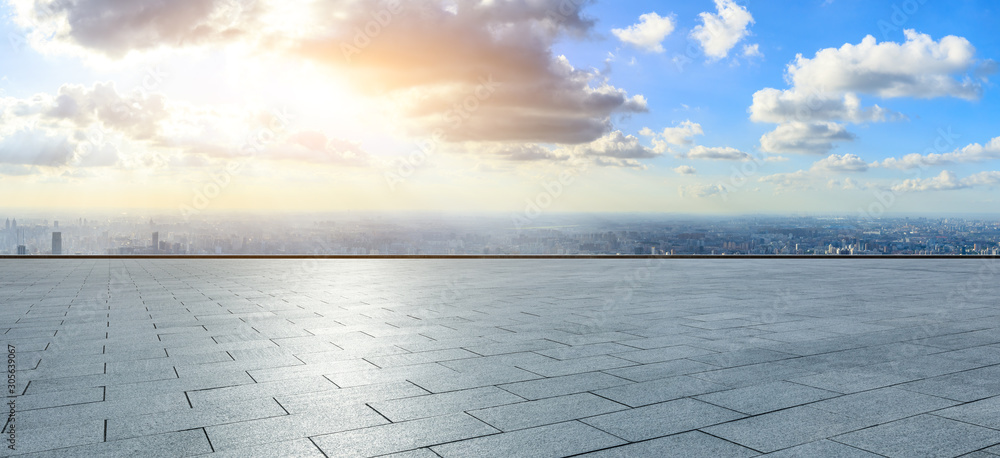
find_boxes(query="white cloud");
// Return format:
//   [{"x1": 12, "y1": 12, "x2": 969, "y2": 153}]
[
  {"x1": 892, "y1": 170, "x2": 965, "y2": 192},
  {"x1": 759, "y1": 122, "x2": 854, "y2": 155},
  {"x1": 788, "y1": 30, "x2": 989, "y2": 100},
  {"x1": 749, "y1": 30, "x2": 991, "y2": 158},
  {"x1": 489, "y1": 144, "x2": 568, "y2": 162},
  {"x1": 690, "y1": 0, "x2": 755, "y2": 60},
  {"x1": 679, "y1": 146, "x2": 751, "y2": 161},
  {"x1": 642, "y1": 120, "x2": 704, "y2": 149},
  {"x1": 673, "y1": 165, "x2": 696, "y2": 175},
  {"x1": 749, "y1": 89, "x2": 897, "y2": 124},
  {"x1": 892, "y1": 170, "x2": 1000, "y2": 192},
  {"x1": 878, "y1": 136, "x2": 1000, "y2": 169},
  {"x1": 573, "y1": 130, "x2": 660, "y2": 160},
  {"x1": 679, "y1": 184, "x2": 725, "y2": 198},
  {"x1": 0, "y1": 128, "x2": 75, "y2": 167},
  {"x1": 613, "y1": 12, "x2": 675, "y2": 53},
  {"x1": 12, "y1": 0, "x2": 648, "y2": 146},
  {"x1": 759, "y1": 170, "x2": 815, "y2": 192},
  {"x1": 811, "y1": 153, "x2": 871, "y2": 173},
  {"x1": 742, "y1": 43, "x2": 762, "y2": 58}
]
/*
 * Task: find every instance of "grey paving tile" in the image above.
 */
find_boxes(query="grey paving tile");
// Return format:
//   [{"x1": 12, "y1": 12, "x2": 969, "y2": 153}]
[
  {"x1": 17, "y1": 429, "x2": 213, "y2": 458},
  {"x1": 206, "y1": 404, "x2": 388, "y2": 450},
  {"x1": 695, "y1": 381, "x2": 839, "y2": 415},
  {"x1": 763, "y1": 440, "x2": 883, "y2": 457},
  {"x1": 702, "y1": 406, "x2": 870, "y2": 453},
  {"x1": 603, "y1": 358, "x2": 718, "y2": 382},
  {"x1": 810, "y1": 387, "x2": 959, "y2": 424},
  {"x1": 468, "y1": 392, "x2": 627, "y2": 431},
  {"x1": 577, "y1": 431, "x2": 759, "y2": 458},
  {"x1": 9, "y1": 419, "x2": 104, "y2": 454},
  {"x1": 899, "y1": 366, "x2": 1000, "y2": 402},
  {"x1": 582, "y1": 398, "x2": 745, "y2": 441},
  {"x1": 276, "y1": 381, "x2": 428, "y2": 414},
  {"x1": 688, "y1": 348, "x2": 799, "y2": 368},
  {"x1": 612, "y1": 345, "x2": 718, "y2": 364},
  {"x1": 193, "y1": 438, "x2": 325, "y2": 457},
  {"x1": 933, "y1": 395, "x2": 1000, "y2": 429},
  {"x1": 371, "y1": 386, "x2": 525, "y2": 422},
  {"x1": 497, "y1": 371, "x2": 632, "y2": 400},
  {"x1": 431, "y1": 420, "x2": 626, "y2": 458},
  {"x1": 790, "y1": 366, "x2": 918, "y2": 394},
  {"x1": 7, "y1": 259, "x2": 1000, "y2": 456},
  {"x1": 592, "y1": 375, "x2": 730, "y2": 407},
  {"x1": 833, "y1": 414, "x2": 1000, "y2": 458},
  {"x1": 311, "y1": 413, "x2": 498, "y2": 457},
  {"x1": 513, "y1": 355, "x2": 637, "y2": 377},
  {"x1": 107, "y1": 398, "x2": 287, "y2": 441},
  {"x1": 691, "y1": 362, "x2": 817, "y2": 388}
]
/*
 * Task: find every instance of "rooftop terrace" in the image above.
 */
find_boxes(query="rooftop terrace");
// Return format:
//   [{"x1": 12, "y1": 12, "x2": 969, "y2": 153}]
[{"x1": 3, "y1": 259, "x2": 1000, "y2": 457}]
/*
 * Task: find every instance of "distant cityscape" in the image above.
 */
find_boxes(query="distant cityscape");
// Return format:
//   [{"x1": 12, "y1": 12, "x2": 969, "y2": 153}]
[{"x1": 3, "y1": 212, "x2": 1000, "y2": 256}]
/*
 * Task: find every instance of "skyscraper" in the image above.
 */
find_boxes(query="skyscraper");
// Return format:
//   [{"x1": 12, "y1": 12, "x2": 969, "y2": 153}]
[
  {"x1": 52, "y1": 232, "x2": 62, "y2": 255},
  {"x1": 4, "y1": 218, "x2": 8, "y2": 230},
  {"x1": 152, "y1": 232, "x2": 159, "y2": 253}
]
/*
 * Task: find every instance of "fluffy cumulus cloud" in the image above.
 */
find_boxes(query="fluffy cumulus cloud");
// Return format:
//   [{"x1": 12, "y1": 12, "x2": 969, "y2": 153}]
[
  {"x1": 8, "y1": 0, "x2": 271, "y2": 57},
  {"x1": 758, "y1": 170, "x2": 814, "y2": 191},
  {"x1": 787, "y1": 30, "x2": 989, "y2": 100},
  {"x1": 679, "y1": 146, "x2": 751, "y2": 161},
  {"x1": 572, "y1": 130, "x2": 660, "y2": 161},
  {"x1": 673, "y1": 165, "x2": 696, "y2": 175},
  {"x1": 613, "y1": 12, "x2": 675, "y2": 53},
  {"x1": 679, "y1": 184, "x2": 726, "y2": 198},
  {"x1": 690, "y1": 0, "x2": 755, "y2": 60},
  {"x1": 811, "y1": 154, "x2": 871, "y2": 173},
  {"x1": 759, "y1": 122, "x2": 854, "y2": 155},
  {"x1": 879, "y1": 136, "x2": 1000, "y2": 169},
  {"x1": 11, "y1": 0, "x2": 651, "y2": 158},
  {"x1": 0, "y1": 128, "x2": 75, "y2": 166},
  {"x1": 299, "y1": 0, "x2": 648, "y2": 145},
  {"x1": 892, "y1": 170, "x2": 1000, "y2": 192},
  {"x1": 485, "y1": 144, "x2": 569, "y2": 162},
  {"x1": 751, "y1": 30, "x2": 992, "y2": 160},
  {"x1": 749, "y1": 90, "x2": 896, "y2": 125},
  {"x1": 0, "y1": 84, "x2": 376, "y2": 172}
]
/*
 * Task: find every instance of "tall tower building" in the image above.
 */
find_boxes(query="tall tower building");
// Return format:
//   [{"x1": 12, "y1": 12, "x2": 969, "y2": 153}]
[
  {"x1": 11, "y1": 219, "x2": 16, "y2": 232},
  {"x1": 152, "y1": 232, "x2": 159, "y2": 253},
  {"x1": 4, "y1": 218, "x2": 9, "y2": 230},
  {"x1": 52, "y1": 232, "x2": 62, "y2": 255}
]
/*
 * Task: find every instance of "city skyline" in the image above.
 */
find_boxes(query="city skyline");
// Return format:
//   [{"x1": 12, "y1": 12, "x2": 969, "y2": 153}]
[
  {"x1": 3, "y1": 211, "x2": 1000, "y2": 256},
  {"x1": 1, "y1": 1, "x2": 999, "y2": 215}
]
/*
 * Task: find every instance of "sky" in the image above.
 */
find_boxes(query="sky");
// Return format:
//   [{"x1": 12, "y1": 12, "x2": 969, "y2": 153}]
[{"x1": 0, "y1": 0, "x2": 998, "y2": 217}]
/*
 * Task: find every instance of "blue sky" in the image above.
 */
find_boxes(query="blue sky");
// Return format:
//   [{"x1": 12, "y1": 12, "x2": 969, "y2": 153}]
[{"x1": 0, "y1": 0, "x2": 998, "y2": 215}]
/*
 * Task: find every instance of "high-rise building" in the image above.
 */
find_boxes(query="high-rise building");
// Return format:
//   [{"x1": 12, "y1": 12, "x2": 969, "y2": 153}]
[
  {"x1": 54, "y1": 220, "x2": 59, "y2": 229},
  {"x1": 17, "y1": 245, "x2": 26, "y2": 255},
  {"x1": 11, "y1": 219, "x2": 16, "y2": 232},
  {"x1": 52, "y1": 232, "x2": 62, "y2": 255},
  {"x1": 4, "y1": 218, "x2": 8, "y2": 231},
  {"x1": 152, "y1": 232, "x2": 159, "y2": 253}
]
